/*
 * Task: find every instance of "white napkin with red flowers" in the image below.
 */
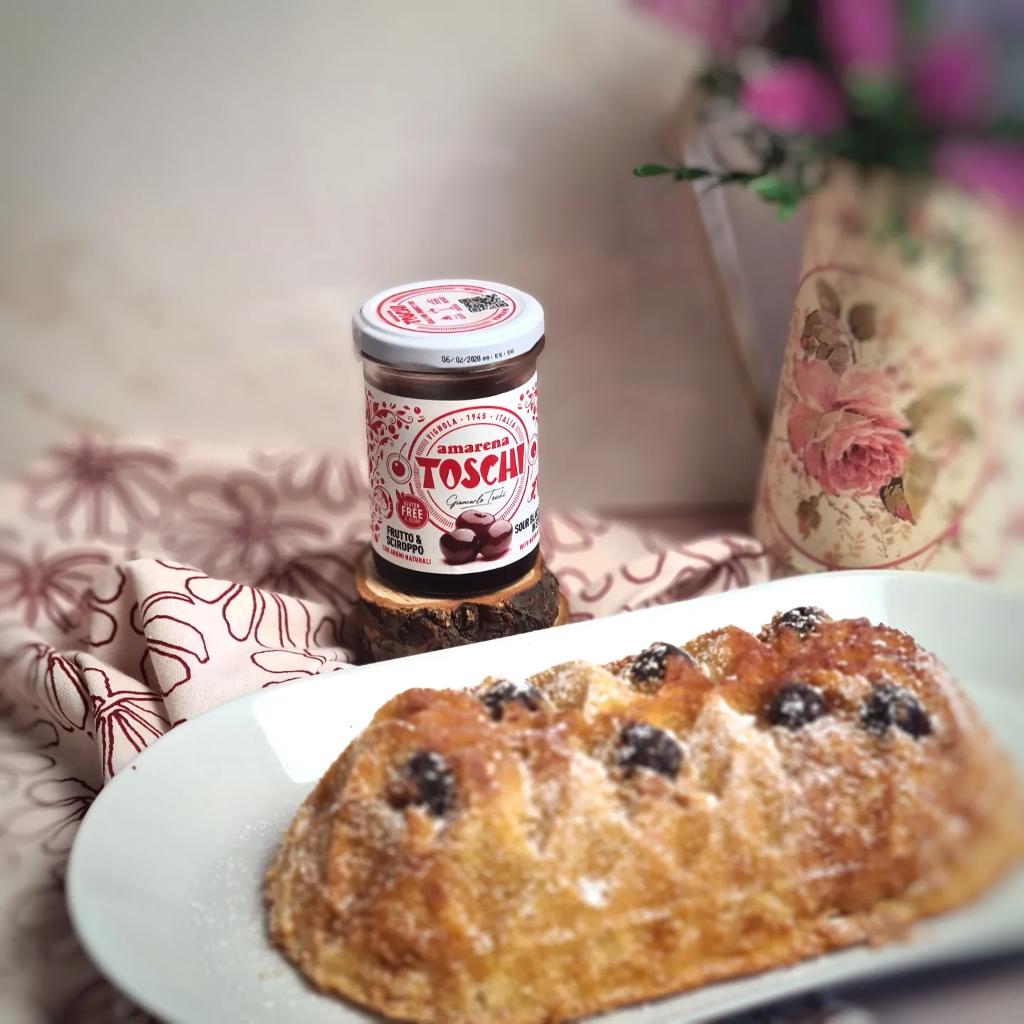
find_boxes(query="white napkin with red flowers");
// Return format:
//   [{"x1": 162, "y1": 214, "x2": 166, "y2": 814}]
[{"x1": 1, "y1": 436, "x2": 866, "y2": 1023}]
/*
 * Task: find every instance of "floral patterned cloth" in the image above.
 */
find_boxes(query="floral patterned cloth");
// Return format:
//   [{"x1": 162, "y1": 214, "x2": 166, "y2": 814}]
[{"x1": 0, "y1": 436, "x2": 772, "y2": 1022}]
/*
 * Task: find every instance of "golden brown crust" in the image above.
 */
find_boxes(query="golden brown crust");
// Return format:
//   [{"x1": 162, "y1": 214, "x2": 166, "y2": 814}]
[{"x1": 265, "y1": 613, "x2": 1024, "y2": 1024}]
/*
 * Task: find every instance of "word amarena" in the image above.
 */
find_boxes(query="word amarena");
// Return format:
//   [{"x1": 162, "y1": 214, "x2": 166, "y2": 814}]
[{"x1": 416, "y1": 440, "x2": 526, "y2": 490}]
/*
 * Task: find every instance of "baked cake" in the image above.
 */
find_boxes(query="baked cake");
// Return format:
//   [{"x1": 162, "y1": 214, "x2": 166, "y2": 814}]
[{"x1": 265, "y1": 608, "x2": 1024, "y2": 1023}]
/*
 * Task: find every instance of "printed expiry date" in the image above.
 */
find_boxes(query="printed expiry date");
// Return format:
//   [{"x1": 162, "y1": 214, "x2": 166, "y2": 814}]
[
  {"x1": 439, "y1": 348, "x2": 517, "y2": 366},
  {"x1": 441, "y1": 353, "x2": 489, "y2": 365}
]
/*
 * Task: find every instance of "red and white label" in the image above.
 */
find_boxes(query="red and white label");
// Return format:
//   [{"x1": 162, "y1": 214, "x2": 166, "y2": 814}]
[
  {"x1": 375, "y1": 283, "x2": 517, "y2": 334},
  {"x1": 365, "y1": 375, "x2": 540, "y2": 574}
]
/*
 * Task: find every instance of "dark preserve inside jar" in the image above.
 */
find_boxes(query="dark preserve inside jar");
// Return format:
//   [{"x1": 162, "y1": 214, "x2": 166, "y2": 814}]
[{"x1": 355, "y1": 280, "x2": 544, "y2": 598}]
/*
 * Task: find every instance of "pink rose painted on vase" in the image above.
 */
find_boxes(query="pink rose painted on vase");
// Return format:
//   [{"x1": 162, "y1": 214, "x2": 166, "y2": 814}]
[
  {"x1": 753, "y1": 166, "x2": 1016, "y2": 578},
  {"x1": 787, "y1": 359, "x2": 909, "y2": 495}
]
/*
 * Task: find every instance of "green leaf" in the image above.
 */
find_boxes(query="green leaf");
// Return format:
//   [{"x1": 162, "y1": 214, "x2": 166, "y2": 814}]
[
  {"x1": 634, "y1": 163, "x2": 713, "y2": 181},
  {"x1": 989, "y1": 116, "x2": 1024, "y2": 143},
  {"x1": 633, "y1": 163, "x2": 674, "y2": 177},
  {"x1": 776, "y1": 198, "x2": 799, "y2": 221},
  {"x1": 902, "y1": 0, "x2": 931, "y2": 41},
  {"x1": 747, "y1": 174, "x2": 811, "y2": 217},
  {"x1": 673, "y1": 167, "x2": 711, "y2": 181},
  {"x1": 845, "y1": 75, "x2": 901, "y2": 118},
  {"x1": 718, "y1": 169, "x2": 758, "y2": 184},
  {"x1": 749, "y1": 174, "x2": 803, "y2": 202}
]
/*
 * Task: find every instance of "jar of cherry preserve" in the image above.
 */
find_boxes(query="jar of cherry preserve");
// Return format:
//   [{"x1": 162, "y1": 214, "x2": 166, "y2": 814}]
[{"x1": 354, "y1": 279, "x2": 543, "y2": 597}]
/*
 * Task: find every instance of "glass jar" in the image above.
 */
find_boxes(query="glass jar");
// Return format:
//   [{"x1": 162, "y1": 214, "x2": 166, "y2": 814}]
[{"x1": 354, "y1": 280, "x2": 544, "y2": 597}]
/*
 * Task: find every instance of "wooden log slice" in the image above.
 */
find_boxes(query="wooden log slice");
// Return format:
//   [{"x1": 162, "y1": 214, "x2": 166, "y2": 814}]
[{"x1": 354, "y1": 548, "x2": 568, "y2": 663}]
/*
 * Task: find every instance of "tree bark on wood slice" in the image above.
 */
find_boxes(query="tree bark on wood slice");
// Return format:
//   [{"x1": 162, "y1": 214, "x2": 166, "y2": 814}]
[{"x1": 354, "y1": 547, "x2": 568, "y2": 663}]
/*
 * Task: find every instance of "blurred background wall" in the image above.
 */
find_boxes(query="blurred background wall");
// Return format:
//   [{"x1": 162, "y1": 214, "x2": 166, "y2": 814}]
[{"x1": 0, "y1": 0, "x2": 789, "y2": 509}]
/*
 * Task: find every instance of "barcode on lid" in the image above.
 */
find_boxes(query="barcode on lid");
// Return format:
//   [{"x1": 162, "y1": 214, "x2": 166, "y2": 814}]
[{"x1": 459, "y1": 293, "x2": 508, "y2": 314}]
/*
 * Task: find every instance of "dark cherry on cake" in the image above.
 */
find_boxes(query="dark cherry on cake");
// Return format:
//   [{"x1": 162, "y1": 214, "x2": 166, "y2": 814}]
[
  {"x1": 388, "y1": 751, "x2": 456, "y2": 817},
  {"x1": 616, "y1": 722, "x2": 682, "y2": 779},
  {"x1": 628, "y1": 641, "x2": 695, "y2": 691},
  {"x1": 479, "y1": 519, "x2": 513, "y2": 561},
  {"x1": 439, "y1": 528, "x2": 479, "y2": 565},
  {"x1": 765, "y1": 682, "x2": 827, "y2": 730},
  {"x1": 480, "y1": 679, "x2": 544, "y2": 721},
  {"x1": 861, "y1": 682, "x2": 932, "y2": 739},
  {"x1": 775, "y1": 606, "x2": 829, "y2": 636},
  {"x1": 759, "y1": 606, "x2": 832, "y2": 644}
]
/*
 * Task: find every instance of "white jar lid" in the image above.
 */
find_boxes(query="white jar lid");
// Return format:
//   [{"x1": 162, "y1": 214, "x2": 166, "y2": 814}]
[{"x1": 353, "y1": 279, "x2": 544, "y2": 371}]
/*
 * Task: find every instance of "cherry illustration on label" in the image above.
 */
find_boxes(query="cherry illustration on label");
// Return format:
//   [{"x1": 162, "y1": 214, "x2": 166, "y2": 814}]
[
  {"x1": 478, "y1": 519, "x2": 513, "y2": 560},
  {"x1": 455, "y1": 510, "x2": 495, "y2": 538},
  {"x1": 440, "y1": 515, "x2": 513, "y2": 564},
  {"x1": 388, "y1": 454, "x2": 412, "y2": 484},
  {"x1": 439, "y1": 528, "x2": 479, "y2": 565}
]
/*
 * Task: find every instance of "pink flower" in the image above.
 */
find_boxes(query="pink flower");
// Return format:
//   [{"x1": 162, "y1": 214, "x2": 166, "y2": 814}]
[
  {"x1": 632, "y1": 0, "x2": 770, "y2": 54},
  {"x1": 84, "y1": 666, "x2": 168, "y2": 778},
  {"x1": 162, "y1": 472, "x2": 329, "y2": 580},
  {"x1": 0, "y1": 544, "x2": 108, "y2": 632},
  {"x1": 817, "y1": 0, "x2": 901, "y2": 78},
  {"x1": 934, "y1": 140, "x2": 1024, "y2": 216},
  {"x1": 258, "y1": 548, "x2": 358, "y2": 610},
  {"x1": 19, "y1": 645, "x2": 90, "y2": 732},
  {"x1": 184, "y1": 574, "x2": 314, "y2": 647},
  {"x1": 131, "y1": 588, "x2": 210, "y2": 697},
  {"x1": 24, "y1": 438, "x2": 173, "y2": 542},
  {"x1": 741, "y1": 61, "x2": 845, "y2": 136},
  {"x1": 251, "y1": 450, "x2": 364, "y2": 512},
  {"x1": 912, "y1": 33, "x2": 991, "y2": 126},
  {"x1": 2, "y1": 776, "x2": 98, "y2": 854},
  {"x1": 787, "y1": 360, "x2": 909, "y2": 495}
]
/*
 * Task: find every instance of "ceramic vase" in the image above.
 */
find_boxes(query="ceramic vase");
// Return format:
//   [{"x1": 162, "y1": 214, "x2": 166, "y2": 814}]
[{"x1": 753, "y1": 165, "x2": 1024, "y2": 580}]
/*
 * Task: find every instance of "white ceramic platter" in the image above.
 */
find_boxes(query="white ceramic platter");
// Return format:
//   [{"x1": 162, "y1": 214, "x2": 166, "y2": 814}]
[{"x1": 68, "y1": 571, "x2": 1024, "y2": 1024}]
